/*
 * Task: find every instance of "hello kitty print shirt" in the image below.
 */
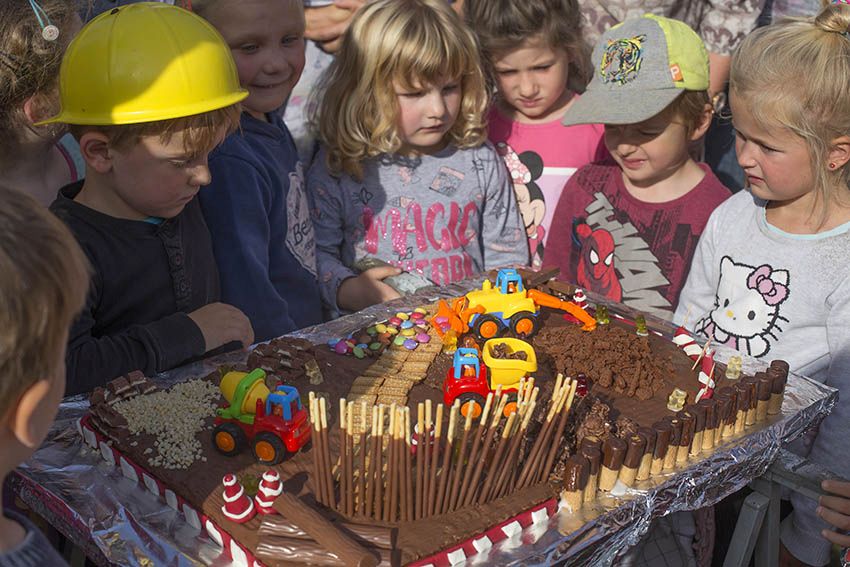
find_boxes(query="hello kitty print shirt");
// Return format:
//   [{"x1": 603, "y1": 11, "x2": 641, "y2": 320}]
[{"x1": 675, "y1": 189, "x2": 850, "y2": 566}]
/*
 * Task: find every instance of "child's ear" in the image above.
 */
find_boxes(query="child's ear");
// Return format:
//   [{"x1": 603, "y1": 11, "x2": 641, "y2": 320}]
[
  {"x1": 7, "y1": 379, "x2": 59, "y2": 450},
  {"x1": 689, "y1": 103, "x2": 714, "y2": 142},
  {"x1": 79, "y1": 131, "x2": 115, "y2": 174},
  {"x1": 21, "y1": 93, "x2": 58, "y2": 125},
  {"x1": 827, "y1": 136, "x2": 850, "y2": 170}
]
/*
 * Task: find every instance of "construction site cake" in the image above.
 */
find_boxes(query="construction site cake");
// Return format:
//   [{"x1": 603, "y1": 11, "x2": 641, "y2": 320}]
[{"x1": 81, "y1": 269, "x2": 789, "y2": 566}]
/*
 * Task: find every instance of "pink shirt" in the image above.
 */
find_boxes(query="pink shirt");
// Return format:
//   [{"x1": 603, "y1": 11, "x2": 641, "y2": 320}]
[{"x1": 488, "y1": 105, "x2": 607, "y2": 268}]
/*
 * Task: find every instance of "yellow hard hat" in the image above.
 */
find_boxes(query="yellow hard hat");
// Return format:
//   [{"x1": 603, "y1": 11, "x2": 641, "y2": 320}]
[{"x1": 39, "y1": 2, "x2": 247, "y2": 125}]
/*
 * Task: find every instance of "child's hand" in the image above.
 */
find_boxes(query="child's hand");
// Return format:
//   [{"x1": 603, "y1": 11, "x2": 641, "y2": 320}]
[
  {"x1": 337, "y1": 266, "x2": 402, "y2": 312},
  {"x1": 188, "y1": 303, "x2": 254, "y2": 351},
  {"x1": 817, "y1": 479, "x2": 850, "y2": 546},
  {"x1": 305, "y1": 0, "x2": 365, "y2": 54}
]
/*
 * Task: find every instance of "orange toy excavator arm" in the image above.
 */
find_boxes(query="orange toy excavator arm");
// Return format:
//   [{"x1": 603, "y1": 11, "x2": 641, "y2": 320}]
[{"x1": 527, "y1": 289, "x2": 597, "y2": 331}]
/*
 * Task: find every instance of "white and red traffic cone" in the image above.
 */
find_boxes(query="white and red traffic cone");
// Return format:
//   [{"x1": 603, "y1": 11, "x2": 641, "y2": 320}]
[
  {"x1": 254, "y1": 469, "x2": 283, "y2": 515},
  {"x1": 221, "y1": 473, "x2": 255, "y2": 523},
  {"x1": 573, "y1": 288, "x2": 588, "y2": 310}
]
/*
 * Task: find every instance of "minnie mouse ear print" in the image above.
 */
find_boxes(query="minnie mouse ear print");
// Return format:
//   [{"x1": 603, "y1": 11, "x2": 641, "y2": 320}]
[{"x1": 28, "y1": 0, "x2": 58, "y2": 41}]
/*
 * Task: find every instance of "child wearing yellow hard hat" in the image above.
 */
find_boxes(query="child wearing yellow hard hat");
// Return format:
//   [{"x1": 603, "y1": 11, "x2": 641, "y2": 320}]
[
  {"x1": 42, "y1": 2, "x2": 255, "y2": 394},
  {"x1": 190, "y1": 0, "x2": 324, "y2": 341}
]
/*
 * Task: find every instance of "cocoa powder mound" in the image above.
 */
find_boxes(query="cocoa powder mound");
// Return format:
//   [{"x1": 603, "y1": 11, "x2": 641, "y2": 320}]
[{"x1": 535, "y1": 324, "x2": 673, "y2": 401}]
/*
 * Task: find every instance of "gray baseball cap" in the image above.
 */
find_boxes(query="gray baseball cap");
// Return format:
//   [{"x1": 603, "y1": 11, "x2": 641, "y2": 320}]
[{"x1": 562, "y1": 14, "x2": 709, "y2": 126}]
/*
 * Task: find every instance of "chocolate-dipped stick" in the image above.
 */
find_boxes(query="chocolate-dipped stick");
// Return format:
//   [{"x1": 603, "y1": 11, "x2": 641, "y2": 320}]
[
  {"x1": 743, "y1": 377, "x2": 758, "y2": 426},
  {"x1": 651, "y1": 420, "x2": 672, "y2": 475},
  {"x1": 561, "y1": 454, "x2": 590, "y2": 511},
  {"x1": 698, "y1": 398, "x2": 717, "y2": 451},
  {"x1": 338, "y1": 399, "x2": 348, "y2": 514},
  {"x1": 309, "y1": 394, "x2": 326, "y2": 506},
  {"x1": 464, "y1": 395, "x2": 508, "y2": 506},
  {"x1": 421, "y1": 400, "x2": 433, "y2": 518},
  {"x1": 383, "y1": 405, "x2": 396, "y2": 522},
  {"x1": 346, "y1": 401, "x2": 355, "y2": 516},
  {"x1": 457, "y1": 393, "x2": 494, "y2": 506},
  {"x1": 478, "y1": 410, "x2": 517, "y2": 505},
  {"x1": 599, "y1": 436, "x2": 626, "y2": 491},
  {"x1": 540, "y1": 379, "x2": 578, "y2": 483},
  {"x1": 364, "y1": 406, "x2": 378, "y2": 519},
  {"x1": 427, "y1": 403, "x2": 444, "y2": 517},
  {"x1": 434, "y1": 401, "x2": 458, "y2": 515},
  {"x1": 715, "y1": 392, "x2": 734, "y2": 440},
  {"x1": 636, "y1": 427, "x2": 656, "y2": 481},
  {"x1": 403, "y1": 407, "x2": 413, "y2": 522},
  {"x1": 664, "y1": 417, "x2": 682, "y2": 471},
  {"x1": 619, "y1": 434, "x2": 646, "y2": 487},
  {"x1": 374, "y1": 404, "x2": 385, "y2": 521},
  {"x1": 734, "y1": 382, "x2": 749, "y2": 433},
  {"x1": 517, "y1": 377, "x2": 567, "y2": 488},
  {"x1": 768, "y1": 361, "x2": 789, "y2": 414},
  {"x1": 414, "y1": 403, "x2": 424, "y2": 520},
  {"x1": 357, "y1": 402, "x2": 368, "y2": 517},
  {"x1": 319, "y1": 397, "x2": 335, "y2": 509},
  {"x1": 493, "y1": 394, "x2": 537, "y2": 500},
  {"x1": 756, "y1": 373, "x2": 772, "y2": 422},
  {"x1": 687, "y1": 404, "x2": 706, "y2": 457},
  {"x1": 676, "y1": 409, "x2": 695, "y2": 464},
  {"x1": 447, "y1": 401, "x2": 475, "y2": 512},
  {"x1": 581, "y1": 445, "x2": 602, "y2": 502}
]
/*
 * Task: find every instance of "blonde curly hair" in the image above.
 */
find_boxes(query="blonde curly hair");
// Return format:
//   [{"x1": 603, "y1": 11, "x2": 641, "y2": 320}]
[{"x1": 312, "y1": 0, "x2": 488, "y2": 180}]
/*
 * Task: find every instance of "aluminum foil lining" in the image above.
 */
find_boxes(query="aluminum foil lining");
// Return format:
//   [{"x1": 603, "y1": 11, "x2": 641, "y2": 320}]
[{"x1": 12, "y1": 280, "x2": 836, "y2": 566}]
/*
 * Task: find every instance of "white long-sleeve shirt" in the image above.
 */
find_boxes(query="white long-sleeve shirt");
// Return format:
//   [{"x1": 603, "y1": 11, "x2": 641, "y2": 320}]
[{"x1": 675, "y1": 189, "x2": 850, "y2": 566}]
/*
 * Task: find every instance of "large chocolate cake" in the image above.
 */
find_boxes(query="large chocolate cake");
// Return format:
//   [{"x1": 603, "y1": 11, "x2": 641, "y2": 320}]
[{"x1": 83, "y1": 273, "x2": 788, "y2": 566}]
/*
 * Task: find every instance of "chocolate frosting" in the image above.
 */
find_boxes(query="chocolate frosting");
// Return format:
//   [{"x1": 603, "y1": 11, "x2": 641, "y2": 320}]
[
  {"x1": 735, "y1": 382, "x2": 751, "y2": 411},
  {"x1": 666, "y1": 417, "x2": 683, "y2": 445},
  {"x1": 563, "y1": 454, "x2": 590, "y2": 491},
  {"x1": 687, "y1": 404, "x2": 706, "y2": 431},
  {"x1": 698, "y1": 398, "x2": 718, "y2": 429},
  {"x1": 767, "y1": 366, "x2": 787, "y2": 394},
  {"x1": 718, "y1": 386, "x2": 737, "y2": 415},
  {"x1": 637, "y1": 427, "x2": 656, "y2": 456},
  {"x1": 676, "y1": 410, "x2": 695, "y2": 446},
  {"x1": 624, "y1": 434, "x2": 647, "y2": 468},
  {"x1": 742, "y1": 377, "x2": 758, "y2": 409},
  {"x1": 602, "y1": 436, "x2": 626, "y2": 469},
  {"x1": 715, "y1": 395, "x2": 734, "y2": 425},
  {"x1": 576, "y1": 400, "x2": 612, "y2": 446},
  {"x1": 756, "y1": 374, "x2": 772, "y2": 401},
  {"x1": 580, "y1": 436, "x2": 602, "y2": 454},
  {"x1": 580, "y1": 446, "x2": 602, "y2": 475},
  {"x1": 615, "y1": 415, "x2": 639, "y2": 439},
  {"x1": 652, "y1": 421, "x2": 672, "y2": 458}
]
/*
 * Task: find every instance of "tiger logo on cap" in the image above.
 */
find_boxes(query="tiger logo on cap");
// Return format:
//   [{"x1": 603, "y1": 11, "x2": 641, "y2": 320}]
[{"x1": 600, "y1": 35, "x2": 647, "y2": 86}]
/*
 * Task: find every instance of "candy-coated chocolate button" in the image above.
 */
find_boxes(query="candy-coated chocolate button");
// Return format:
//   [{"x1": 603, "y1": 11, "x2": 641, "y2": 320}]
[{"x1": 403, "y1": 339, "x2": 418, "y2": 350}]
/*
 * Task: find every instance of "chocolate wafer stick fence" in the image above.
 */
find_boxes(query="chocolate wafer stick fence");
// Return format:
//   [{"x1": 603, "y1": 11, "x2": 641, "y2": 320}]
[{"x1": 307, "y1": 375, "x2": 579, "y2": 521}]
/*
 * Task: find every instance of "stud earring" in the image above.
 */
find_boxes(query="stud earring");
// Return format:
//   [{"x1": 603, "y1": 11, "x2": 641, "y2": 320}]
[{"x1": 829, "y1": 162, "x2": 837, "y2": 169}]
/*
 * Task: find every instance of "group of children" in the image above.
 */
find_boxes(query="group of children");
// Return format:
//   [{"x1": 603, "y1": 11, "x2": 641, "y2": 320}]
[{"x1": 1, "y1": 0, "x2": 850, "y2": 565}]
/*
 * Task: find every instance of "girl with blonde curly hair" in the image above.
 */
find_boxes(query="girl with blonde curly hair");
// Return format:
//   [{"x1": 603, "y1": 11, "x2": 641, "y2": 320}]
[{"x1": 308, "y1": 0, "x2": 528, "y2": 316}]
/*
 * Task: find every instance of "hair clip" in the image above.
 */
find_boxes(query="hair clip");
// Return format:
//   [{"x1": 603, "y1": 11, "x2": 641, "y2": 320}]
[{"x1": 28, "y1": 0, "x2": 59, "y2": 41}]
